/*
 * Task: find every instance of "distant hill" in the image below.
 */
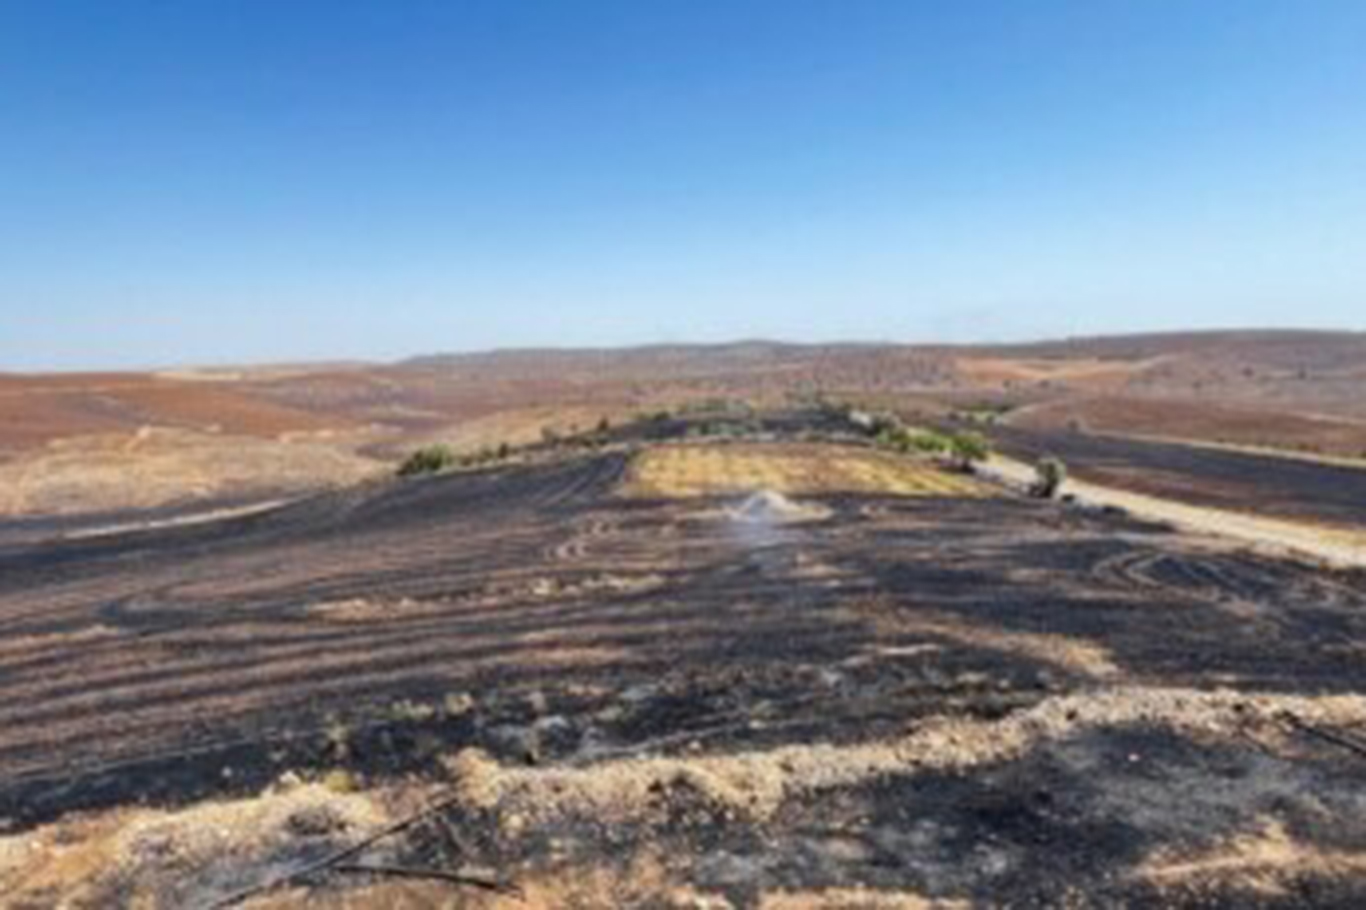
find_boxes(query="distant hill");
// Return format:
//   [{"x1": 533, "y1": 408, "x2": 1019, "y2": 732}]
[{"x1": 1, "y1": 329, "x2": 1363, "y2": 517}]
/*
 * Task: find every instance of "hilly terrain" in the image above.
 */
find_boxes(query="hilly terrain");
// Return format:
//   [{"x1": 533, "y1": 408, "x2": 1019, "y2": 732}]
[
  {"x1": 3, "y1": 330, "x2": 1365, "y2": 523},
  {"x1": 2, "y1": 333, "x2": 1366, "y2": 906}
]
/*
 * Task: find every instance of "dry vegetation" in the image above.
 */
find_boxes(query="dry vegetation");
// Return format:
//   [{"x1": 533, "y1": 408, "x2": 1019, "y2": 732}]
[
  {"x1": 625, "y1": 444, "x2": 988, "y2": 499},
  {"x1": 0, "y1": 781, "x2": 397, "y2": 908},
  {"x1": 446, "y1": 687, "x2": 1366, "y2": 827},
  {"x1": 1137, "y1": 817, "x2": 1366, "y2": 898},
  {"x1": 0, "y1": 426, "x2": 380, "y2": 517},
  {"x1": 8, "y1": 687, "x2": 1366, "y2": 907}
]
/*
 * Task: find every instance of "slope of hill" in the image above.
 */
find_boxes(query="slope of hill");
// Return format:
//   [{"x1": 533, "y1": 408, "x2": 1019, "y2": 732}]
[{"x1": 2, "y1": 329, "x2": 1363, "y2": 518}]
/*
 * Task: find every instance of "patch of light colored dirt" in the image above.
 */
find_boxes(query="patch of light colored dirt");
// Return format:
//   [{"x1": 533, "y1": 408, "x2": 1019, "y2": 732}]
[
  {"x1": 0, "y1": 781, "x2": 393, "y2": 908},
  {"x1": 858, "y1": 602, "x2": 1120, "y2": 679},
  {"x1": 760, "y1": 889, "x2": 966, "y2": 909},
  {"x1": 59, "y1": 497, "x2": 289, "y2": 541},
  {"x1": 0, "y1": 427, "x2": 382, "y2": 518},
  {"x1": 1137, "y1": 817, "x2": 1366, "y2": 896},
  {"x1": 955, "y1": 356, "x2": 1150, "y2": 388},
  {"x1": 418, "y1": 404, "x2": 639, "y2": 456},
  {"x1": 308, "y1": 596, "x2": 451, "y2": 624},
  {"x1": 251, "y1": 852, "x2": 726, "y2": 909},
  {"x1": 0, "y1": 622, "x2": 120, "y2": 658}
]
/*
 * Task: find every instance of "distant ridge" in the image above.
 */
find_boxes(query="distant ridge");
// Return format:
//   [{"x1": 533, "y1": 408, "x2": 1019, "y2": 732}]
[{"x1": 398, "y1": 328, "x2": 1364, "y2": 370}]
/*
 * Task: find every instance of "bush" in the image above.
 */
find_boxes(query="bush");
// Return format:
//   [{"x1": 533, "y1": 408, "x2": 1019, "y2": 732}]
[
  {"x1": 874, "y1": 425, "x2": 954, "y2": 457},
  {"x1": 947, "y1": 431, "x2": 990, "y2": 472},
  {"x1": 908, "y1": 430, "x2": 950, "y2": 454},
  {"x1": 869, "y1": 412, "x2": 904, "y2": 437},
  {"x1": 397, "y1": 444, "x2": 456, "y2": 477},
  {"x1": 1031, "y1": 456, "x2": 1067, "y2": 499},
  {"x1": 874, "y1": 426, "x2": 902, "y2": 448}
]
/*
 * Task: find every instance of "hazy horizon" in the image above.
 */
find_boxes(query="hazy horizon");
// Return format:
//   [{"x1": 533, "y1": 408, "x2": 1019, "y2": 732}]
[
  {"x1": 5, "y1": 325, "x2": 1363, "y2": 376},
  {"x1": 3, "y1": 2, "x2": 1364, "y2": 370}
]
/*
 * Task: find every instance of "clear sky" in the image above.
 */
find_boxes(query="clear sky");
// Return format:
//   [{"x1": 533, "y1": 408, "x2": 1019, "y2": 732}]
[{"x1": 2, "y1": 1, "x2": 1364, "y2": 369}]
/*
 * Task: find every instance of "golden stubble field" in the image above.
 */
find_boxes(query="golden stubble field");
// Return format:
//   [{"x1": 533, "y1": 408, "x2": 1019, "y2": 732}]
[{"x1": 625, "y1": 442, "x2": 990, "y2": 498}]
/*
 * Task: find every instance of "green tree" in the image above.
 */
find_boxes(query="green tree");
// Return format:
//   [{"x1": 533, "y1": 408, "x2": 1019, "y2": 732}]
[
  {"x1": 947, "y1": 431, "x2": 990, "y2": 472},
  {"x1": 397, "y1": 444, "x2": 456, "y2": 477},
  {"x1": 1032, "y1": 456, "x2": 1067, "y2": 499},
  {"x1": 909, "y1": 430, "x2": 949, "y2": 454}
]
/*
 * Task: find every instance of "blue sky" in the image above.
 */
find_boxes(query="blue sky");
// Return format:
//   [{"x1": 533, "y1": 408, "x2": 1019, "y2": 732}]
[{"x1": 1, "y1": 1, "x2": 1364, "y2": 369}]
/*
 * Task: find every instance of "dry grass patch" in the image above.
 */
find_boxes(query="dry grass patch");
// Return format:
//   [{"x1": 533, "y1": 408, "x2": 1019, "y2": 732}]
[
  {"x1": 1138, "y1": 817, "x2": 1366, "y2": 897},
  {"x1": 856, "y1": 600, "x2": 1121, "y2": 679},
  {"x1": 0, "y1": 782, "x2": 394, "y2": 908},
  {"x1": 760, "y1": 889, "x2": 966, "y2": 909},
  {"x1": 626, "y1": 444, "x2": 989, "y2": 499},
  {"x1": 0, "y1": 427, "x2": 380, "y2": 517},
  {"x1": 250, "y1": 852, "x2": 727, "y2": 910},
  {"x1": 445, "y1": 687, "x2": 1366, "y2": 828},
  {"x1": 0, "y1": 622, "x2": 120, "y2": 658}
]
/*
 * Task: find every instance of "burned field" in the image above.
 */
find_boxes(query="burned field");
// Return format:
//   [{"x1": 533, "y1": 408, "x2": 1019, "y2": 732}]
[
  {"x1": 5, "y1": 440, "x2": 1366, "y2": 906},
  {"x1": 989, "y1": 424, "x2": 1366, "y2": 530}
]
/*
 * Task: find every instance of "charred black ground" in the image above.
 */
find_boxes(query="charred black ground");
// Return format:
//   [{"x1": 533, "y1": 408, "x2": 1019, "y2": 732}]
[
  {"x1": 988, "y1": 424, "x2": 1366, "y2": 528},
  {"x1": 4, "y1": 416, "x2": 1366, "y2": 906}
]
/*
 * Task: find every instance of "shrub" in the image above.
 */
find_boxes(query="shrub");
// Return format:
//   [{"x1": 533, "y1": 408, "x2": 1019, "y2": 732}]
[
  {"x1": 869, "y1": 412, "x2": 904, "y2": 437},
  {"x1": 947, "y1": 431, "x2": 990, "y2": 472},
  {"x1": 874, "y1": 425, "x2": 954, "y2": 457},
  {"x1": 397, "y1": 444, "x2": 456, "y2": 477},
  {"x1": 1031, "y1": 456, "x2": 1067, "y2": 499},
  {"x1": 909, "y1": 430, "x2": 950, "y2": 454}
]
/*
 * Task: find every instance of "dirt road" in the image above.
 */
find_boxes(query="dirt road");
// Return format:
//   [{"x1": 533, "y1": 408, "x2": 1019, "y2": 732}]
[{"x1": 989, "y1": 424, "x2": 1366, "y2": 529}]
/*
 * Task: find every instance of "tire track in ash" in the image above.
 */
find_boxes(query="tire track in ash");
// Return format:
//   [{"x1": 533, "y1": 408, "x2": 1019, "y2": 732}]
[
  {"x1": 547, "y1": 515, "x2": 621, "y2": 562},
  {"x1": 525, "y1": 453, "x2": 629, "y2": 511},
  {"x1": 9, "y1": 445, "x2": 1366, "y2": 827},
  {"x1": 1089, "y1": 546, "x2": 1366, "y2": 672},
  {"x1": 0, "y1": 455, "x2": 637, "y2": 782},
  {"x1": 1093, "y1": 548, "x2": 1366, "y2": 611}
]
